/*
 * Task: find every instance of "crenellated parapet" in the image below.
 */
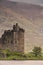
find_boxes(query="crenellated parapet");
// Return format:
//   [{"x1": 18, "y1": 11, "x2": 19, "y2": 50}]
[{"x1": 13, "y1": 23, "x2": 25, "y2": 32}]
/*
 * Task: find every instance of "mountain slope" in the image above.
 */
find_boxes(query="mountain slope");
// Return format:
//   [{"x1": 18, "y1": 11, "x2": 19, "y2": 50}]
[{"x1": 0, "y1": 0, "x2": 43, "y2": 52}]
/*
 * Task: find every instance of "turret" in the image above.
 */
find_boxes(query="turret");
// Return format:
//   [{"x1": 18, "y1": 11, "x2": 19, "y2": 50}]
[{"x1": 13, "y1": 23, "x2": 19, "y2": 32}]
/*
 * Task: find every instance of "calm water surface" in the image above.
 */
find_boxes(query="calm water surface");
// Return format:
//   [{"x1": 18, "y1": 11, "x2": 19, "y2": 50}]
[{"x1": 0, "y1": 61, "x2": 43, "y2": 65}]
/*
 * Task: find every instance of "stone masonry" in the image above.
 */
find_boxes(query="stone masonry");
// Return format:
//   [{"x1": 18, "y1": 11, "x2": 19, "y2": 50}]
[{"x1": 0, "y1": 23, "x2": 25, "y2": 53}]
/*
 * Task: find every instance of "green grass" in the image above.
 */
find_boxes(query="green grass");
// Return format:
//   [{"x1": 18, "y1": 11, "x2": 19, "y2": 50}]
[{"x1": 0, "y1": 50, "x2": 43, "y2": 60}]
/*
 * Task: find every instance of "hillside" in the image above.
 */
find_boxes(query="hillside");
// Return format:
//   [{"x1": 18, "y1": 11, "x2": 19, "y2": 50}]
[{"x1": 0, "y1": 0, "x2": 43, "y2": 53}]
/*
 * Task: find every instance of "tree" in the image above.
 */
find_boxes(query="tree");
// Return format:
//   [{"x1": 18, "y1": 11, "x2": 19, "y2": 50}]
[{"x1": 33, "y1": 47, "x2": 42, "y2": 57}]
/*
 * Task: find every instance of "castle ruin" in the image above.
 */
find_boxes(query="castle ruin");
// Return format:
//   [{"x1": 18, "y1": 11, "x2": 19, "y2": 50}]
[{"x1": 0, "y1": 23, "x2": 25, "y2": 53}]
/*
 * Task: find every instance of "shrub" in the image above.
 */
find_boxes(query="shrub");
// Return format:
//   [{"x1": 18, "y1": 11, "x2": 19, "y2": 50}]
[
  {"x1": 2, "y1": 49, "x2": 11, "y2": 57},
  {"x1": 32, "y1": 47, "x2": 42, "y2": 57}
]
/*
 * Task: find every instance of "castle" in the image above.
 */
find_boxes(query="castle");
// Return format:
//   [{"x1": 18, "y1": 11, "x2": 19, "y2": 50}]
[{"x1": 0, "y1": 23, "x2": 25, "y2": 53}]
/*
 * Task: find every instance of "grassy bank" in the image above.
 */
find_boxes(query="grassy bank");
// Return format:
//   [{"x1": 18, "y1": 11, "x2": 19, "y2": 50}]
[{"x1": 0, "y1": 49, "x2": 43, "y2": 60}]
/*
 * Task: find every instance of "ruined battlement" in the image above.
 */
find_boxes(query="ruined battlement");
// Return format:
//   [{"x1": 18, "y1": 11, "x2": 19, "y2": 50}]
[
  {"x1": 13, "y1": 23, "x2": 25, "y2": 32},
  {"x1": 0, "y1": 23, "x2": 25, "y2": 53}
]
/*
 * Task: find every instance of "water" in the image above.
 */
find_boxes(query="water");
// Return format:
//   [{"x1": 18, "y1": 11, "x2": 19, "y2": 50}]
[{"x1": 0, "y1": 61, "x2": 43, "y2": 65}]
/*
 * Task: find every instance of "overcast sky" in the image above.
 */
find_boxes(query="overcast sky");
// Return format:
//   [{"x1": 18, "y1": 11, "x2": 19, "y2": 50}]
[{"x1": 9, "y1": 0, "x2": 43, "y2": 6}]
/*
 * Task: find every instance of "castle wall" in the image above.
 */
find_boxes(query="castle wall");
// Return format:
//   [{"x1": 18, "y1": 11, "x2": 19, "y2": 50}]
[
  {"x1": 0, "y1": 23, "x2": 25, "y2": 53},
  {"x1": 13, "y1": 23, "x2": 24, "y2": 53},
  {"x1": 18, "y1": 31, "x2": 24, "y2": 53},
  {"x1": 13, "y1": 31, "x2": 24, "y2": 53},
  {"x1": 13, "y1": 32, "x2": 18, "y2": 52},
  {"x1": 1, "y1": 31, "x2": 14, "y2": 51}
]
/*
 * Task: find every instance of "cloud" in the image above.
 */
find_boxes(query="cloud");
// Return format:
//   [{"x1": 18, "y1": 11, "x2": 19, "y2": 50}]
[{"x1": 9, "y1": 0, "x2": 43, "y2": 6}]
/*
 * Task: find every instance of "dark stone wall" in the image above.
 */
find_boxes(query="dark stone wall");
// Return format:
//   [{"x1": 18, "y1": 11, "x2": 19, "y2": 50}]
[
  {"x1": 18, "y1": 31, "x2": 24, "y2": 53},
  {"x1": 0, "y1": 23, "x2": 25, "y2": 53}
]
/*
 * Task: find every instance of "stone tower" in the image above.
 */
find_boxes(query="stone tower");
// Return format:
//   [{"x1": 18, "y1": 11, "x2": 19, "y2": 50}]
[
  {"x1": 0, "y1": 23, "x2": 25, "y2": 53},
  {"x1": 13, "y1": 23, "x2": 25, "y2": 53}
]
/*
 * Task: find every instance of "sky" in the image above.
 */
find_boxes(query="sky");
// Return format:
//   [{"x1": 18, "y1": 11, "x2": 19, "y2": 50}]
[{"x1": 9, "y1": 0, "x2": 43, "y2": 6}]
